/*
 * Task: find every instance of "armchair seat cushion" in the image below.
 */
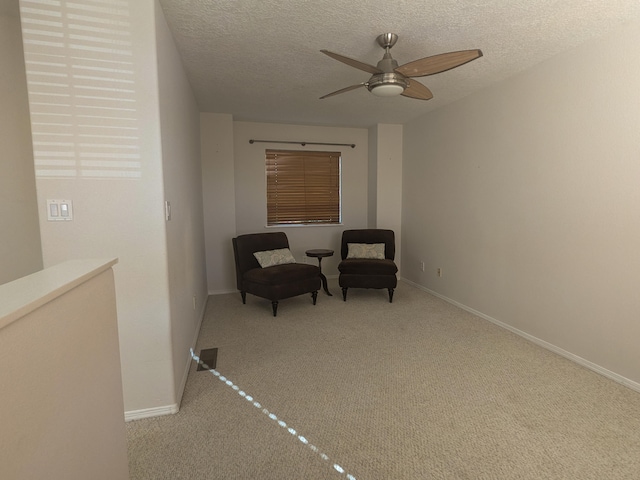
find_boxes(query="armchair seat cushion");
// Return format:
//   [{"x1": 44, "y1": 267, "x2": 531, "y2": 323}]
[
  {"x1": 245, "y1": 263, "x2": 320, "y2": 285},
  {"x1": 338, "y1": 258, "x2": 398, "y2": 276}
]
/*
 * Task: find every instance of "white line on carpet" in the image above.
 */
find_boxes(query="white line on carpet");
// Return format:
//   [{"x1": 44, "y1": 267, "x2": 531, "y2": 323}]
[{"x1": 190, "y1": 349, "x2": 357, "y2": 479}]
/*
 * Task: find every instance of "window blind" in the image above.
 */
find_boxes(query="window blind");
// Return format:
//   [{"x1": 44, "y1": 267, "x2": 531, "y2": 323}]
[{"x1": 266, "y1": 150, "x2": 341, "y2": 225}]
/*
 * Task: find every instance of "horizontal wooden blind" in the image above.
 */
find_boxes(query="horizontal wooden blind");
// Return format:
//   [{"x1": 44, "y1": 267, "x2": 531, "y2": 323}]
[{"x1": 266, "y1": 150, "x2": 341, "y2": 225}]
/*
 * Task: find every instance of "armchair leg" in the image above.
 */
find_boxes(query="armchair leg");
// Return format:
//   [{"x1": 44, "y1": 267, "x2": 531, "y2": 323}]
[
  {"x1": 388, "y1": 288, "x2": 394, "y2": 303},
  {"x1": 241, "y1": 291, "x2": 246, "y2": 304},
  {"x1": 311, "y1": 291, "x2": 318, "y2": 305},
  {"x1": 271, "y1": 301, "x2": 278, "y2": 317},
  {"x1": 342, "y1": 287, "x2": 348, "y2": 302}
]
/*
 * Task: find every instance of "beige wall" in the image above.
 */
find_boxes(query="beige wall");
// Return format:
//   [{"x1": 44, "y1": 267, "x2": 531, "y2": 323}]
[
  {"x1": 201, "y1": 113, "x2": 238, "y2": 294},
  {"x1": 0, "y1": 260, "x2": 129, "y2": 480},
  {"x1": 155, "y1": 1, "x2": 208, "y2": 408},
  {"x1": 201, "y1": 120, "x2": 401, "y2": 291},
  {"x1": 201, "y1": 119, "x2": 370, "y2": 293},
  {"x1": 232, "y1": 121, "x2": 369, "y2": 278},
  {"x1": 367, "y1": 126, "x2": 378, "y2": 227},
  {"x1": 0, "y1": 10, "x2": 42, "y2": 284},
  {"x1": 19, "y1": 0, "x2": 179, "y2": 415},
  {"x1": 402, "y1": 21, "x2": 640, "y2": 388},
  {"x1": 372, "y1": 124, "x2": 403, "y2": 269}
]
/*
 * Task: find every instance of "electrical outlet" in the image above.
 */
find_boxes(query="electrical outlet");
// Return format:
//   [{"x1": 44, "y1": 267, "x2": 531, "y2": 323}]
[{"x1": 437, "y1": 268, "x2": 442, "y2": 277}]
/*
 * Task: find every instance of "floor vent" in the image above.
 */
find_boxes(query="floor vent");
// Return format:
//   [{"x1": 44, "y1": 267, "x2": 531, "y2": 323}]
[{"x1": 197, "y1": 348, "x2": 218, "y2": 371}]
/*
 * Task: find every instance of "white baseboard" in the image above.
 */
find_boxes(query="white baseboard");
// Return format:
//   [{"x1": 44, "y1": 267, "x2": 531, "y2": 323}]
[
  {"x1": 125, "y1": 297, "x2": 209, "y2": 422},
  {"x1": 174, "y1": 296, "x2": 209, "y2": 410},
  {"x1": 401, "y1": 278, "x2": 640, "y2": 395},
  {"x1": 125, "y1": 404, "x2": 179, "y2": 422}
]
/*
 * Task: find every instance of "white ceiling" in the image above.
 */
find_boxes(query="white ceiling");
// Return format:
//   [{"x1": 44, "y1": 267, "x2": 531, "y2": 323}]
[
  {"x1": 7, "y1": 0, "x2": 638, "y2": 129},
  {"x1": 157, "y1": 0, "x2": 640, "y2": 128}
]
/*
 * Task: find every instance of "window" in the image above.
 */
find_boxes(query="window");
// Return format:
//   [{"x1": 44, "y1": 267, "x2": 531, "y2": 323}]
[{"x1": 266, "y1": 149, "x2": 341, "y2": 225}]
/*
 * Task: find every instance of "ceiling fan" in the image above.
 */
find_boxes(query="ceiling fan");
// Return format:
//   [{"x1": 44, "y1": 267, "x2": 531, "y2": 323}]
[{"x1": 320, "y1": 33, "x2": 482, "y2": 101}]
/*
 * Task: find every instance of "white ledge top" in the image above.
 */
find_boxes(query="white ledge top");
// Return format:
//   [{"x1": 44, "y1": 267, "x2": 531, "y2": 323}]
[{"x1": 0, "y1": 258, "x2": 118, "y2": 331}]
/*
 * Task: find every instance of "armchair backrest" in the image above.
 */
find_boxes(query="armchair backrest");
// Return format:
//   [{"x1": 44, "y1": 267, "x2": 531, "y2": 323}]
[
  {"x1": 340, "y1": 229, "x2": 395, "y2": 261},
  {"x1": 232, "y1": 232, "x2": 290, "y2": 289}
]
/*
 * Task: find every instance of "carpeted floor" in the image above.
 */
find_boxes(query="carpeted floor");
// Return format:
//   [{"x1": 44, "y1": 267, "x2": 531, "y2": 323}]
[{"x1": 126, "y1": 280, "x2": 640, "y2": 479}]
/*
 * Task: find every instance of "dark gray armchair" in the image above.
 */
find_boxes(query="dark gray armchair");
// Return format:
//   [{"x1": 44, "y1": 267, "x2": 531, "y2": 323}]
[
  {"x1": 232, "y1": 232, "x2": 321, "y2": 316},
  {"x1": 338, "y1": 229, "x2": 398, "y2": 302}
]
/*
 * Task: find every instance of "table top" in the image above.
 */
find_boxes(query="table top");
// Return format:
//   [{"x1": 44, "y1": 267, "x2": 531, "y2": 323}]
[{"x1": 305, "y1": 249, "x2": 334, "y2": 258}]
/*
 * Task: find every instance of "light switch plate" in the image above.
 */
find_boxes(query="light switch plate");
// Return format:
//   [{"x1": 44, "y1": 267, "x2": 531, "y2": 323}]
[{"x1": 47, "y1": 199, "x2": 73, "y2": 221}]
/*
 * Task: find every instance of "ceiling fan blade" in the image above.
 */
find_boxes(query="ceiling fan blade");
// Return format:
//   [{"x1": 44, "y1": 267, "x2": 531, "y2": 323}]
[
  {"x1": 396, "y1": 49, "x2": 483, "y2": 78},
  {"x1": 320, "y1": 83, "x2": 366, "y2": 99},
  {"x1": 401, "y1": 79, "x2": 433, "y2": 101},
  {"x1": 321, "y1": 50, "x2": 382, "y2": 74}
]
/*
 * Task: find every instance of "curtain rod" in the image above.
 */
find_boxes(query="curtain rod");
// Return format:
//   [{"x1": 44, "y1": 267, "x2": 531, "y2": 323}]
[{"x1": 249, "y1": 139, "x2": 356, "y2": 149}]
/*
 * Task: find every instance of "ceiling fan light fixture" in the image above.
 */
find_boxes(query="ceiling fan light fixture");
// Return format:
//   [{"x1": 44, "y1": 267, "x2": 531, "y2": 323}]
[
  {"x1": 370, "y1": 83, "x2": 405, "y2": 97},
  {"x1": 367, "y1": 72, "x2": 408, "y2": 97}
]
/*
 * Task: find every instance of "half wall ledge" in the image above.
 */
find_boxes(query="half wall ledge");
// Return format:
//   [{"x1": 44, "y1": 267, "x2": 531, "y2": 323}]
[
  {"x1": 0, "y1": 258, "x2": 118, "y2": 330},
  {"x1": 0, "y1": 258, "x2": 129, "y2": 480}
]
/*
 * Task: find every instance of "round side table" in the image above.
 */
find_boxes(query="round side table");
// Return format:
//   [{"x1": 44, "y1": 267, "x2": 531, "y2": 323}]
[{"x1": 305, "y1": 249, "x2": 334, "y2": 296}]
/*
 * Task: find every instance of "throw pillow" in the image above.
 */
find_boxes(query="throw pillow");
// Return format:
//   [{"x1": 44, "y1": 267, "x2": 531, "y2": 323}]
[
  {"x1": 253, "y1": 248, "x2": 296, "y2": 268},
  {"x1": 346, "y1": 243, "x2": 385, "y2": 259}
]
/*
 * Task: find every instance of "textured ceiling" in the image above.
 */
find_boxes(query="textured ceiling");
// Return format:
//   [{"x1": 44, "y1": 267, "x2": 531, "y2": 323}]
[{"x1": 159, "y1": 0, "x2": 640, "y2": 128}]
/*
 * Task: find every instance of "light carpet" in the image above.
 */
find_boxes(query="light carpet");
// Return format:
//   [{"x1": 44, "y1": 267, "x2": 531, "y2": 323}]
[{"x1": 127, "y1": 280, "x2": 640, "y2": 479}]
